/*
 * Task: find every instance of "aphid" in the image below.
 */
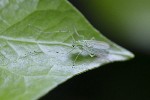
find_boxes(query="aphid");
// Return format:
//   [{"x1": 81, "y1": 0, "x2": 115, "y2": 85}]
[{"x1": 69, "y1": 26, "x2": 110, "y2": 66}]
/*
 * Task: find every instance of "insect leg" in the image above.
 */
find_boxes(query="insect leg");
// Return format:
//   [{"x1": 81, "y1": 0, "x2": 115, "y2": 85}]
[
  {"x1": 73, "y1": 26, "x2": 85, "y2": 40},
  {"x1": 85, "y1": 49, "x2": 95, "y2": 57},
  {"x1": 90, "y1": 37, "x2": 95, "y2": 40},
  {"x1": 73, "y1": 50, "x2": 83, "y2": 66},
  {"x1": 82, "y1": 46, "x2": 96, "y2": 57},
  {"x1": 65, "y1": 26, "x2": 76, "y2": 43},
  {"x1": 67, "y1": 46, "x2": 76, "y2": 54}
]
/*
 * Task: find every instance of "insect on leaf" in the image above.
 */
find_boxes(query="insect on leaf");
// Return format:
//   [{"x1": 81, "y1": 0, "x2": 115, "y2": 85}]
[{"x1": 0, "y1": 0, "x2": 134, "y2": 100}]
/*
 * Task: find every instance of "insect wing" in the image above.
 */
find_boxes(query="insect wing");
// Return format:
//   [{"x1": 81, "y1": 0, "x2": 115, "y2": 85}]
[{"x1": 86, "y1": 40, "x2": 110, "y2": 50}]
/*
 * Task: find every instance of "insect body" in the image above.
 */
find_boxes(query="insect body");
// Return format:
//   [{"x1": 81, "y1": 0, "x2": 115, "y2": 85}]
[
  {"x1": 69, "y1": 26, "x2": 110, "y2": 66},
  {"x1": 73, "y1": 40, "x2": 109, "y2": 56},
  {"x1": 71, "y1": 39, "x2": 110, "y2": 66}
]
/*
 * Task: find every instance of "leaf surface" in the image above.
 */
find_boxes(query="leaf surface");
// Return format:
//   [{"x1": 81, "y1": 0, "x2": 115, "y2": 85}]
[{"x1": 0, "y1": 0, "x2": 134, "y2": 100}]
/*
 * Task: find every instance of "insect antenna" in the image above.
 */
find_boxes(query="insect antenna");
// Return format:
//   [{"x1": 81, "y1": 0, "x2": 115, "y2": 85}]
[
  {"x1": 73, "y1": 26, "x2": 85, "y2": 40},
  {"x1": 66, "y1": 26, "x2": 77, "y2": 54},
  {"x1": 28, "y1": 24, "x2": 67, "y2": 34},
  {"x1": 28, "y1": 24, "x2": 44, "y2": 33}
]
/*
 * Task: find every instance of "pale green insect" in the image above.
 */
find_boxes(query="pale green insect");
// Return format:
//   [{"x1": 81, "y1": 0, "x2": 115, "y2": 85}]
[
  {"x1": 27, "y1": 24, "x2": 109, "y2": 66},
  {"x1": 70, "y1": 26, "x2": 110, "y2": 66}
]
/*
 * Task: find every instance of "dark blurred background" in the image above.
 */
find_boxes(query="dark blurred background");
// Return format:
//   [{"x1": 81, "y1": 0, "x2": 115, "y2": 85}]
[{"x1": 41, "y1": 0, "x2": 150, "y2": 100}]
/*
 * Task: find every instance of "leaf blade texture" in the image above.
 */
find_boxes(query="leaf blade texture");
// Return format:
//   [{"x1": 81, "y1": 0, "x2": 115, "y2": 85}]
[{"x1": 0, "y1": 0, "x2": 134, "y2": 100}]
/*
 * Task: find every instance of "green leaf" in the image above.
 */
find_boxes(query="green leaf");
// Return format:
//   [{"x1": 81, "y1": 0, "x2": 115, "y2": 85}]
[{"x1": 0, "y1": 0, "x2": 134, "y2": 100}]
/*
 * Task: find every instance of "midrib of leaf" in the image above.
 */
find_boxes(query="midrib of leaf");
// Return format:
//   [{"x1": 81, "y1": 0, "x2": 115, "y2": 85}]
[{"x1": 0, "y1": 36, "x2": 71, "y2": 46}]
